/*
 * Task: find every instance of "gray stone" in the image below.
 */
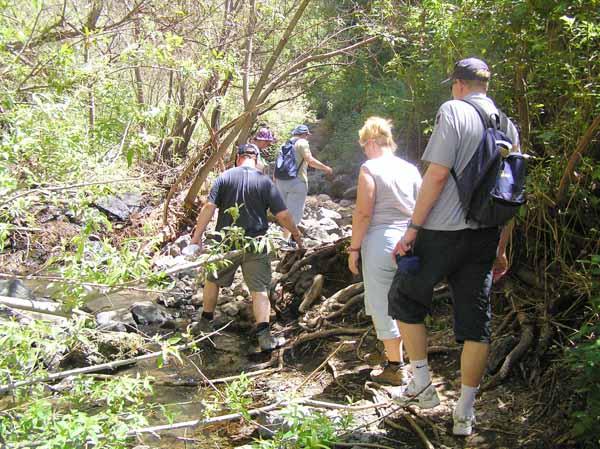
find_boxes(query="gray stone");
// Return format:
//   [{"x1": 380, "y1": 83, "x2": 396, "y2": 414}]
[
  {"x1": 316, "y1": 194, "x2": 332, "y2": 202},
  {"x1": 298, "y1": 218, "x2": 319, "y2": 232},
  {"x1": 93, "y1": 195, "x2": 131, "y2": 221},
  {"x1": 96, "y1": 331, "x2": 144, "y2": 358},
  {"x1": 304, "y1": 225, "x2": 330, "y2": 242},
  {"x1": 220, "y1": 301, "x2": 242, "y2": 317},
  {"x1": 0, "y1": 279, "x2": 34, "y2": 300},
  {"x1": 130, "y1": 301, "x2": 172, "y2": 325},
  {"x1": 318, "y1": 217, "x2": 339, "y2": 233},
  {"x1": 96, "y1": 309, "x2": 137, "y2": 332},
  {"x1": 120, "y1": 192, "x2": 143, "y2": 208},
  {"x1": 343, "y1": 186, "x2": 358, "y2": 199},
  {"x1": 339, "y1": 199, "x2": 353, "y2": 207},
  {"x1": 304, "y1": 238, "x2": 320, "y2": 248},
  {"x1": 174, "y1": 234, "x2": 191, "y2": 250},
  {"x1": 329, "y1": 174, "x2": 355, "y2": 198},
  {"x1": 167, "y1": 244, "x2": 181, "y2": 257},
  {"x1": 318, "y1": 207, "x2": 342, "y2": 220}
]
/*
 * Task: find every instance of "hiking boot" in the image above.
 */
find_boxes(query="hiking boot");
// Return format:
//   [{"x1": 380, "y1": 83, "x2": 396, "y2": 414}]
[
  {"x1": 370, "y1": 362, "x2": 410, "y2": 386},
  {"x1": 190, "y1": 317, "x2": 214, "y2": 336},
  {"x1": 391, "y1": 379, "x2": 440, "y2": 409},
  {"x1": 257, "y1": 329, "x2": 285, "y2": 352},
  {"x1": 453, "y1": 410, "x2": 476, "y2": 436}
]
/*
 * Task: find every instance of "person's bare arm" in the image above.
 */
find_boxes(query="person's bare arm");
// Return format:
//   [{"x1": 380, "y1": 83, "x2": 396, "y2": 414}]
[
  {"x1": 393, "y1": 162, "x2": 449, "y2": 256},
  {"x1": 493, "y1": 220, "x2": 514, "y2": 282},
  {"x1": 190, "y1": 202, "x2": 217, "y2": 245},
  {"x1": 275, "y1": 210, "x2": 303, "y2": 247},
  {"x1": 348, "y1": 166, "x2": 375, "y2": 275},
  {"x1": 303, "y1": 149, "x2": 332, "y2": 174}
]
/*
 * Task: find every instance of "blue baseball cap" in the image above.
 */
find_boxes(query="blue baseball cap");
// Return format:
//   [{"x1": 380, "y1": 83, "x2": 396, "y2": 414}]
[
  {"x1": 237, "y1": 143, "x2": 259, "y2": 156},
  {"x1": 442, "y1": 57, "x2": 490, "y2": 84},
  {"x1": 291, "y1": 124, "x2": 311, "y2": 136}
]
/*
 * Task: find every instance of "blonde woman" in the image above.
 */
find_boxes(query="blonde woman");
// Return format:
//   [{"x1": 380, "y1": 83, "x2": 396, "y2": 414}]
[{"x1": 348, "y1": 117, "x2": 422, "y2": 385}]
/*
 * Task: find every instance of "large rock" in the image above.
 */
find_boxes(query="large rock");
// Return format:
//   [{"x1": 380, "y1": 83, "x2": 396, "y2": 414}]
[
  {"x1": 329, "y1": 174, "x2": 355, "y2": 199},
  {"x1": 130, "y1": 301, "x2": 172, "y2": 325},
  {"x1": 120, "y1": 192, "x2": 144, "y2": 210},
  {"x1": 307, "y1": 172, "x2": 329, "y2": 195},
  {"x1": 96, "y1": 331, "x2": 145, "y2": 358},
  {"x1": 93, "y1": 195, "x2": 131, "y2": 221},
  {"x1": 342, "y1": 186, "x2": 358, "y2": 199}
]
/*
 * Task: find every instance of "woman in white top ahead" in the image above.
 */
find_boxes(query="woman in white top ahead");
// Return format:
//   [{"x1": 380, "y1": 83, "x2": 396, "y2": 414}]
[{"x1": 348, "y1": 116, "x2": 422, "y2": 385}]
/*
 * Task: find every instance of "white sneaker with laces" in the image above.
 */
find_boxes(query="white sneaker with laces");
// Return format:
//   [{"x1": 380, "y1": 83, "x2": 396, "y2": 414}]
[
  {"x1": 391, "y1": 379, "x2": 440, "y2": 409},
  {"x1": 453, "y1": 410, "x2": 476, "y2": 436}
]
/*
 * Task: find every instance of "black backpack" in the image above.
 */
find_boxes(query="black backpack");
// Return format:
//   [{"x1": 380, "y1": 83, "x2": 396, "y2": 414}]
[
  {"x1": 451, "y1": 100, "x2": 528, "y2": 227},
  {"x1": 274, "y1": 140, "x2": 303, "y2": 180}
]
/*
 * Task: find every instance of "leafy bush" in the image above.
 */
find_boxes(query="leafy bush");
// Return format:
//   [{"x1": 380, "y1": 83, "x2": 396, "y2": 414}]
[
  {"x1": 568, "y1": 255, "x2": 600, "y2": 447},
  {"x1": 0, "y1": 318, "x2": 157, "y2": 448}
]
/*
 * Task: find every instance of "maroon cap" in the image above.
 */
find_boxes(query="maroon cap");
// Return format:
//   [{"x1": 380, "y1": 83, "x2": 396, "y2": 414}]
[{"x1": 254, "y1": 127, "x2": 276, "y2": 142}]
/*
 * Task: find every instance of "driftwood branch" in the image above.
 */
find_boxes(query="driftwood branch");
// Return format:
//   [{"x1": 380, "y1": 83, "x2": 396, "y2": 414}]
[
  {"x1": 298, "y1": 274, "x2": 324, "y2": 312},
  {"x1": 292, "y1": 326, "x2": 370, "y2": 347},
  {"x1": 0, "y1": 295, "x2": 67, "y2": 317}
]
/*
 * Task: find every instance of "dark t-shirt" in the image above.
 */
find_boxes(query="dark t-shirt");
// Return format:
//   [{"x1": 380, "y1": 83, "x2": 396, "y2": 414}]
[{"x1": 208, "y1": 166, "x2": 287, "y2": 237}]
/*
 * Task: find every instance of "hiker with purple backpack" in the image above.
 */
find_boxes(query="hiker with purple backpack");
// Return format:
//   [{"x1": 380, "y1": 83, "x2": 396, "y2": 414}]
[
  {"x1": 274, "y1": 124, "x2": 333, "y2": 244},
  {"x1": 388, "y1": 58, "x2": 522, "y2": 436}
]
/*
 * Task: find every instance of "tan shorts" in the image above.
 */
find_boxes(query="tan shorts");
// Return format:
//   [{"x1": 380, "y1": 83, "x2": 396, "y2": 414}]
[{"x1": 206, "y1": 250, "x2": 271, "y2": 292}]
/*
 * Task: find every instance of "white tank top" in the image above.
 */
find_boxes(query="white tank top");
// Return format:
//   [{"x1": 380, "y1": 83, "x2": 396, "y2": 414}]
[{"x1": 362, "y1": 154, "x2": 422, "y2": 232}]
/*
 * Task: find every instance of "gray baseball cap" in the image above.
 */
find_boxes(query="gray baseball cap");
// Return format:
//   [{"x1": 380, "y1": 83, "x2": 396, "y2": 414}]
[{"x1": 291, "y1": 124, "x2": 311, "y2": 136}]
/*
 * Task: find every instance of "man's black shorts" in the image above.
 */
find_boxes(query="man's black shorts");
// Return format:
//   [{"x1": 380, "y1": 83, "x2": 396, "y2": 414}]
[{"x1": 388, "y1": 227, "x2": 500, "y2": 344}]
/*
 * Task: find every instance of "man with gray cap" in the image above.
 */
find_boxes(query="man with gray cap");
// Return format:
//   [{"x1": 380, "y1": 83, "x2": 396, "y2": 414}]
[
  {"x1": 389, "y1": 58, "x2": 520, "y2": 436},
  {"x1": 186, "y1": 143, "x2": 302, "y2": 351},
  {"x1": 274, "y1": 124, "x2": 333, "y2": 242}
]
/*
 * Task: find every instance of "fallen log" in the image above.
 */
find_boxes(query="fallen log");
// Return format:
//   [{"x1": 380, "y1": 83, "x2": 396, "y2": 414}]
[{"x1": 483, "y1": 311, "x2": 535, "y2": 390}]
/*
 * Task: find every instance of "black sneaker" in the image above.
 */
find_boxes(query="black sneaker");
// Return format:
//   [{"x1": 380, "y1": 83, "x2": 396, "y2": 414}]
[
  {"x1": 190, "y1": 317, "x2": 214, "y2": 336},
  {"x1": 256, "y1": 329, "x2": 285, "y2": 351}
]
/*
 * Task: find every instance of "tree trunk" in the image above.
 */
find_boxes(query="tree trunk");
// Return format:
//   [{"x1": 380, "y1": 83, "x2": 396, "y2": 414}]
[{"x1": 555, "y1": 113, "x2": 600, "y2": 206}]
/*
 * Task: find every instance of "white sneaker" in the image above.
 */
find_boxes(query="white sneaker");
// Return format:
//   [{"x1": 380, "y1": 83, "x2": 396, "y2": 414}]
[
  {"x1": 391, "y1": 380, "x2": 440, "y2": 409},
  {"x1": 453, "y1": 410, "x2": 476, "y2": 436}
]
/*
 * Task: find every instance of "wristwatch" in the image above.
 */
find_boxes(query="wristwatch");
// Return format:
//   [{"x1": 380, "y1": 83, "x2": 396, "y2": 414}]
[{"x1": 408, "y1": 221, "x2": 423, "y2": 231}]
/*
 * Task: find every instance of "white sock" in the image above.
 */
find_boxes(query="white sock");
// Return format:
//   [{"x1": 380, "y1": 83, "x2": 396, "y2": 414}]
[
  {"x1": 410, "y1": 359, "x2": 431, "y2": 389},
  {"x1": 455, "y1": 384, "x2": 479, "y2": 418}
]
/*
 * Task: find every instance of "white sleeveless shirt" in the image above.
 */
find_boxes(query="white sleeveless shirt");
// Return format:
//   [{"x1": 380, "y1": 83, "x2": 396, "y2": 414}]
[{"x1": 362, "y1": 154, "x2": 422, "y2": 232}]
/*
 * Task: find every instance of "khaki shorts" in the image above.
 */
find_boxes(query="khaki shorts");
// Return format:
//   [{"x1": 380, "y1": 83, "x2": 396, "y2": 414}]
[{"x1": 206, "y1": 250, "x2": 271, "y2": 293}]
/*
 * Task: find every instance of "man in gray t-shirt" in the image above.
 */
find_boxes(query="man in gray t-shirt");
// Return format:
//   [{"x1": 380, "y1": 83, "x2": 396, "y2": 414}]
[{"x1": 389, "y1": 58, "x2": 519, "y2": 436}]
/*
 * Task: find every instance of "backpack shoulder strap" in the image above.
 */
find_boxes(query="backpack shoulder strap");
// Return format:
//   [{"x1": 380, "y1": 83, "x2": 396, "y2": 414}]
[
  {"x1": 460, "y1": 98, "x2": 503, "y2": 130},
  {"x1": 498, "y1": 111, "x2": 510, "y2": 134}
]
